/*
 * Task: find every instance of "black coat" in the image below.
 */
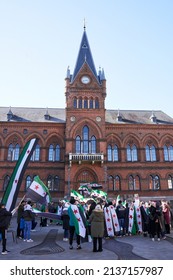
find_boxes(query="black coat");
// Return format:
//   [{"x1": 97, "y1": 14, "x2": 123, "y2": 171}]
[{"x1": 0, "y1": 208, "x2": 12, "y2": 229}]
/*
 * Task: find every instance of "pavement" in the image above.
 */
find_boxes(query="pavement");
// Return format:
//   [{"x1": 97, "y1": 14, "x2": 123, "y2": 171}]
[{"x1": 1, "y1": 216, "x2": 173, "y2": 260}]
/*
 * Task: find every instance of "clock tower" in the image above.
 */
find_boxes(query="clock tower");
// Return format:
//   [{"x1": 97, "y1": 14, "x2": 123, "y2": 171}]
[{"x1": 64, "y1": 27, "x2": 107, "y2": 196}]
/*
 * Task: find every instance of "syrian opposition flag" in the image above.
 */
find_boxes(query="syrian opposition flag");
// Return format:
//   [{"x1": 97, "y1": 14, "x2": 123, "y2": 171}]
[
  {"x1": 71, "y1": 190, "x2": 84, "y2": 201},
  {"x1": 68, "y1": 204, "x2": 86, "y2": 238},
  {"x1": 109, "y1": 205, "x2": 120, "y2": 233},
  {"x1": 1, "y1": 138, "x2": 39, "y2": 212},
  {"x1": 26, "y1": 175, "x2": 51, "y2": 204},
  {"x1": 104, "y1": 206, "x2": 114, "y2": 237}
]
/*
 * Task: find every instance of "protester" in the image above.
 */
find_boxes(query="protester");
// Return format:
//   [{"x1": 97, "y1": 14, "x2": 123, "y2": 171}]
[
  {"x1": 61, "y1": 202, "x2": 70, "y2": 241},
  {"x1": 89, "y1": 203, "x2": 105, "y2": 252},
  {"x1": 0, "y1": 203, "x2": 12, "y2": 254},
  {"x1": 23, "y1": 200, "x2": 35, "y2": 242},
  {"x1": 116, "y1": 200, "x2": 126, "y2": 236},
  {"x1": 16, "y1": 200, "x2": 26, "y2": 239},
  {"x1": 68, "y1": 197, "x2": 82, "y2": 250}
]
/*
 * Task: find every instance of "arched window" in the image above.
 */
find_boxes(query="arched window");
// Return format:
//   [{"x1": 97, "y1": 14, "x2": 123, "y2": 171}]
[
  {"x1": 48, "y1": 145, "x2": 54, "y2": 161},
  {"x1": 83, "y1": 126, "x2": 89, "y2": 153},
  {"x1": 25, "y1": 175, "x2": 32, "y2": 190},
  {"x1": 115, "y1": 175, "x2": 120, "y2": 191},
  {"x1": 108, "y1": 175, "x2": 114, "y2": 190},
  {"x1": 113, "y1": 145, "x2": 119, "y2": 161},
  {"x1": 164, "y1": 145, "x2": 173, "y2": 161},
  {"x1": 95, "y1": 98, "x2": 99, "y2": 109},
  {"x1": 127, "y1": 144, "x2": 137, "y2": 161},
  {"x1": 7, "y1": 144, "x2": 13, "y2": 161},
  {"x1": 128, "y1": 175, "x2": 134, "y2": 190},
  {"x1": 75, "y1": 126, "x2": 97, "y2": 154},
  {"x1": 90, "y1": 98, "x2": 93, "y2": 109},
  {"x1": 3, "y1": 175, "x2": 10, "y2": 191},
  {"x1": 55, "y1": 145, "x2": 60, "y2": 161},
  {"x1": 14, "y1": 144, "x2": 20, "y2": 161},
  {"x1": 84, "y1": 98, "x2": 88, "y2": 109},
  {"x1": 47, "y1": 175, "x2": 60, "y2": 191},
  {"x1": 91, "y1": 136, "x2": 96, "y2": 153},
  {"x1": 75, "y1": 136, "x2": 81, "y2": 153},
  {"x1": 30, "y1": 144, "x2": 40, "y2": 161},
  {"x1": 48, "y1": 144, "x2": 60, "y2": 161},
  {"x1": 7, "y1": 143, "x2": 20, "y2": 161},
  {"x1": 149, "y1": 175, "x2": 160, "y2": 190},
  {"x1": 79, "y1": 97, "x2": 82, "y2": 109},
  {"x1": 145, "y1": 145, "x2": 156, "y2": 161},
  {"x1": 168, "y1": 175, "x2": 173, "y2": 189},
  {"x1": 107, "y1": 145, "x2": 112, "y2": 161},
  {"x1": 73, "y1": 97, "x2": 77, "y2": 108}
]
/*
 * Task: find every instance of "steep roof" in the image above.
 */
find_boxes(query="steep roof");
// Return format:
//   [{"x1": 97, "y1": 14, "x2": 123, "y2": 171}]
[
  {"x1": 71, "y1": 28, "x2": 98, "y2": 83},
  {"x1": 0, "y1": 107, "x2": 173, "y2": 125}
]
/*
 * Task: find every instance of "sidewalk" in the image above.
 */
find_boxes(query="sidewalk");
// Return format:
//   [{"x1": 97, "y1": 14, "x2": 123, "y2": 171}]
[{"x1": 1, "y1": 216, "x2": 173, "y2": 260}]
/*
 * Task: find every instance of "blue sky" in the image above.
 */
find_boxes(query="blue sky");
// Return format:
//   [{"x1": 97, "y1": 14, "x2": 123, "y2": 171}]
[{"x1": 0, "y1": 0, "x2": 173, "y2": 117}]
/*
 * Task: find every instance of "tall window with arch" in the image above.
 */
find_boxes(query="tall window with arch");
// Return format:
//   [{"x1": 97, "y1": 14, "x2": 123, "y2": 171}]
[
  {"x1": 7, "y1": 143, "x2": 20, "y2": 161},
  {"x1": 126, "y1": 144, "x2": 138, "y2": 161},
  {"x1": 25, "y1": 175, "x2": 32, "y2": 190},
  {"x1": 107, "y1": 145, "x2": 119, "y2": 162},
  {"x1": 75, "y1": 125, "x2": 97, "y2": 154},
  {"x1": 168, "y1": 175, "x2": 173, "y2": 189},
  {"x1": 48, "y1": 144, "x2": 60, "y2": 161},
  {"x1": 149, "y1": 175, "x2": 160, "y2": 190},
  {"x1": 164, "y1": 145, "x2": 173, "y2": 161},
  {"x1": 145, "y1": 145, "x2": 157, "y2": 161},
  {"x1": 30, "y1": 144, "x2": 40, "y2": 161},
  {"x1": 3, "y1": 175, "x2": 10, "y2": 191},
  {"x1": 47, "y1": 175, "x2": 60, "y2": 191},
  {"x1": 128, "y1": 175, "x2": 140, "y2": 190}
]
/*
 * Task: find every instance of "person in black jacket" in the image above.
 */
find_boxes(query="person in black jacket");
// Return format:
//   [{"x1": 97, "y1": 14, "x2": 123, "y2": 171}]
[{"x1": 0, "y1": 203, "x2": 12, "y2": 255}]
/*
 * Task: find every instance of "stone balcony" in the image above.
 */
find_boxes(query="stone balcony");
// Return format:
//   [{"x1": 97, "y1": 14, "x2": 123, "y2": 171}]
[{"x1": 69, "y1": 153, "x2": 104, "y2": 165}]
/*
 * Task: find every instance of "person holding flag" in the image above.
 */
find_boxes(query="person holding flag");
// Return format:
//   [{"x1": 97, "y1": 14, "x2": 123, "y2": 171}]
[{"x1": 68, "y1": 197, "x2": 86, "y2": 250}]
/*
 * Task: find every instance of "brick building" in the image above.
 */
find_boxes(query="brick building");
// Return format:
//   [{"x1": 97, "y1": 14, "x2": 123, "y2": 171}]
[{"x1": 1, "y1": 27, "x2": 173, "y2": 202}]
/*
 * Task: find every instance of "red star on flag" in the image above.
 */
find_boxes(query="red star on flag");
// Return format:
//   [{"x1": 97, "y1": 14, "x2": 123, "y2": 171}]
[
  {"x1": 34, "y1": 184, "x2": 39, "y2": 190},
  {"x1": 108, "y1": 227, "x2": 112, "y2": 231},
  {"x1": 106, "y1": 208, "x2": 109, "y2": 213},
  {"x1": 138, "y1": 221, "x2": 141, "y2": 225},
  {"x1": 77, "y1": 218, "x2": 81, "y2": 222},
  {"x1": 27, "y1": 149, "x2": 30, "y2": 154},
  {"x1": 129, "y1": 215, "x2": 133, "y2": 219},
  {"x1": 113, "y1": 214, "x2": 116, "y2": 218},
  {"x1": 115, "y1": 223, "x2": 118, "y2": 226},
  {"x1": 73, "y1": 209, "x2": 78, "y2": 214},
  {"x1": 137, "y1": 208, "x2": 139, "y2": 212},
  {"x1": 138, "y1": 215, "x2": 140, "y2": 218},
  {"x1": 14, "y1": 179, "x2": 18, "y2": 184},
  {"x1": 107, "y1": 218, "x2": 111, "y2": 222}
]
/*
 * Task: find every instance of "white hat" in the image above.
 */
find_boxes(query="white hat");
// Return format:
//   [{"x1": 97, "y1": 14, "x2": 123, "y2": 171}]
[{"x1": 95, "y1": 204, "x2": 101, "y2": 210}]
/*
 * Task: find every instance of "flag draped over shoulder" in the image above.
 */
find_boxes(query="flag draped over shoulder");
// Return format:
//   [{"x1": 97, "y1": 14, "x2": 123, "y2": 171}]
[
  {"x1": 26, "y1": 175, "x2": 51, "y2": 204},
  {"x1": 104, "y1": 206, "x2": 114, "y2": 237},
  {"x1": 1, "y1": 138, "x2": 39, "y2": 212},
  {"x1": 68, "y1": 204, "x2": 86, "y2": 238}
]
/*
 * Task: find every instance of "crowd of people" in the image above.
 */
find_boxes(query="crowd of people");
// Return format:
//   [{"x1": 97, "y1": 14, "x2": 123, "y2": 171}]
[{"x1": 0, "y1": 196, "x2": 173, "y2": 255}]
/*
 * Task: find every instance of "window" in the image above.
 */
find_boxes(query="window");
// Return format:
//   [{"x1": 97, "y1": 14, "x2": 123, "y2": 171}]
[
  {"x1": 3, "y1": 175, "x2": 10, "y2": 191},
  {"x1": 47, "y1": 175, "x2": 60, "y2": 191},
  {"x1": 7, "y1": 143, "x2": 20, "y2": 161},
  {"x1": 73, "y1": 97, "x2": 77, "y2": 108},
  {"x1": 127, "y1": 144, "x2": 138, "y2": 161},
  {"x1": 79, "y1": 97, "x2": 82, "y2": 109},
  {"x1": 75, "y1": 126, "x2": 97, "y2": 154},
  {"x1": 48, "y1": 144, "x2": 60, "y2": 161},
  {"x1": 149, "y1": 175, "x2": 160, "y2": 190},
  {"x1": 25, "y1": 175, "x2": 32, "y2": 189},
  {"x1": 128, "y1": 175, "x2": 140, "y2": 190},
  {"x1": 30, "y1": 144, "x2": 40, "y2": 161},
  {"x1": 145, "y1": 145, "x2": 156, "y2": 161},
  {"x1": 90, "y1": 98, "x2": 93, "y2": 109},
  {"x1": 164, "y1": 145, "x2": 173, "y2": 161},
  {"x1": 107, "y1": 145, "x2": 119, "y2": 162},
  {"x1": 168, "y1": 175, "x2": 173, "y2": 189},
  {"x1": 95, "y1": 98, "x2": 99, "y2": 109},
  {"x1": 84, "y1": 98, "x2": 88, "y2": 109}
]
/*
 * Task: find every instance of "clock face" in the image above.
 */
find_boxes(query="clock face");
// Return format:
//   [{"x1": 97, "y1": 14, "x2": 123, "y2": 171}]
[{"x1": 81, "y1": 75, "x2": 90, "y2": 84}]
